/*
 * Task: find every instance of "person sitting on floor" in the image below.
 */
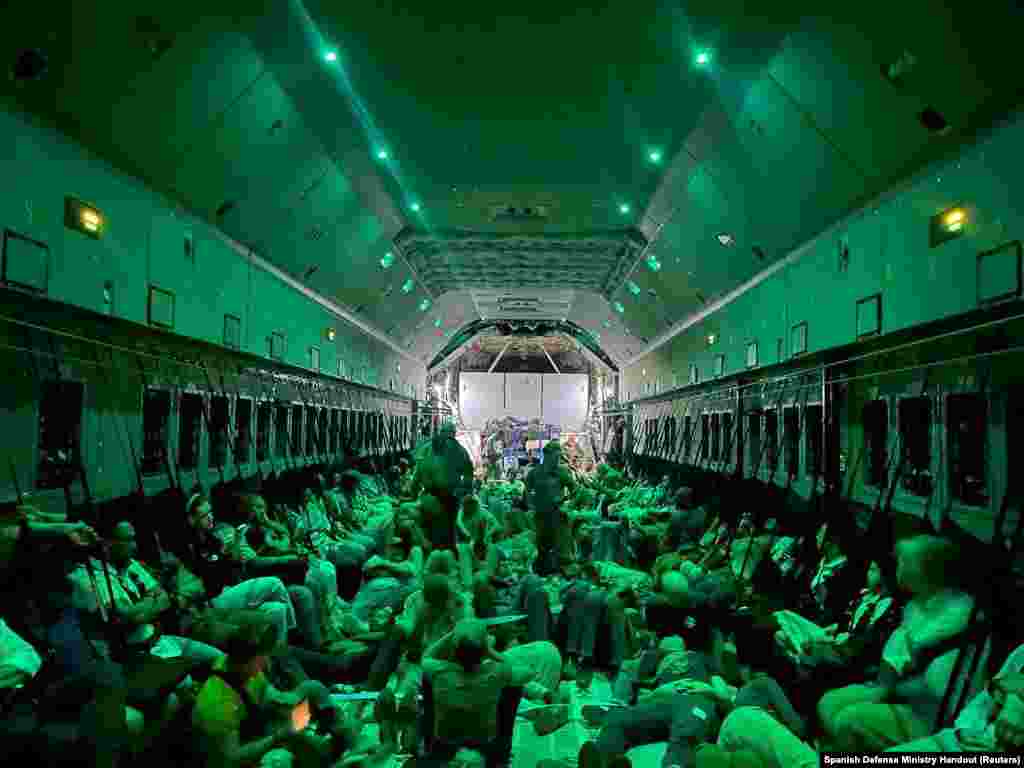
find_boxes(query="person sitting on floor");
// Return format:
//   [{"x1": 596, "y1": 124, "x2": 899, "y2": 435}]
[
  {"x1": 817, "y1": 535, "x2": 981, "y2": 752},
  {"x1": 190, "y1": 610, "x2": 356, "y2": 768},
  {"x1": 884, "y1": 642, "x2": 1024, "y2": 752},
  {"x1": 419, "y1": 618, "x2": 561, "y2": 767},
  {"x1": 579, "y1": 674, "x2": 806, "y2": 768},
  {"x1": 774, "y1": 559, "x2": 898, "y2": 673}
]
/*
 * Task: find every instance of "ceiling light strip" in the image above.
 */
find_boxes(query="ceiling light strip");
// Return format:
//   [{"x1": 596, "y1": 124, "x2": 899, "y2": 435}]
[{"x1": 212, "y1": 228, "x2": 422, "y2": 364}]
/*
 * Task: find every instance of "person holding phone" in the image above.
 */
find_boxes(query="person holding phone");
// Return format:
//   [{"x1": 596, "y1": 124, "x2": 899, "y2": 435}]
[{"x1": 191, "y1": 610, "x2": 339, "y2": 768}]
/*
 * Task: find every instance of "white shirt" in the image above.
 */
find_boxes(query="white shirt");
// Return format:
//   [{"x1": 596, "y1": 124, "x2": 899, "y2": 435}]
[{"x1": 68, "y1": 557, "x2": 163, "y2": 647}]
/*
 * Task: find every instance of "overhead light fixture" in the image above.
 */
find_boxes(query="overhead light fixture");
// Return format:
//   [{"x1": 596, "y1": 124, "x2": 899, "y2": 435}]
[
  {"x1": 401, "y1": 278, "x2": 415, "y2": 294},
  {"x1": 434, "y1": 317, "x2": 443, "y2": 328},
  {"x1": 65, "y1": 197, "x2": 106, "y2": 239},
  {"x1": 619, "y1": 203, "x2": 631, "y2": 215},
  {"x1": 410, "y1": 202, "x2": 421, "y2": 212},
  {"x1": 716, "y1": 232, "x2": 735, "y2": 247},
  {"x1": 930, "y1": 205, "x2": 968, "y2": 247},
  {"x1": 943, "y1": 207, "x2": 966, "y2": 232},
  {"x1": 613, "y1": 301, "x2": 625, "y2": 314},
  {"x1": 80, "y1": 209, "x2": 102, "y2": 233},
  {"x1": 646, "y1": 255, "x2": 661, "y2": 272},
  {"x1": 707, "y1": 333, "x2": 717, "y2": 346},
  {"x1": 376, "y1": 149, "x2": 388, "y2": 160},
  {"x1": 380, "y1": 251, "x2": 395, "y2": 269},
  {"x1": 647, "y1": 150, "x2": 662, "y2": 164},
  {"x1": 325, "y1": 327, "x2": 337, "y2": 341},
  {"x1": 695, "y1": 51, "x2": 711, "y2": 67},
  {"x1": 324, "y1": 51, "x2": 338, "y2": 62}
]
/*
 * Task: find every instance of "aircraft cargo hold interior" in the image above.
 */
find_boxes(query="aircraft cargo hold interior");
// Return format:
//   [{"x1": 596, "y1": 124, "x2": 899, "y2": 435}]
[{"x1": 2, "y1": 3, "x2": 1024, "y2": 767}]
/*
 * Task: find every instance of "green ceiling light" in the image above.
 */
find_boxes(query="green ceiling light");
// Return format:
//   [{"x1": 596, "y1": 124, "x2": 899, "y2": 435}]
[
  {"x1": 434, "y1": 317, "x2": 443, "y2": 328},
  {"x1": 324, "y1": 51, "x2": 338, "y2": 63},
  {"x1": 401, "y1": 278, "x2": 415, "y2": 294},
  {"x1": 695, "y1": 50, "x2": 711, "y2": 67},
  {"x1": 626, "y1": 280, "x2": 641, "y2": 297},
  {"x1": 410, "y1": 202, "x2": 421, "y2": 213},
  {"x1": 648, "y1": 150, "x2": 662, "y2": 164},
  {"x1": 380, "y1": 251, "x2": 395, "y2": 269},
  {"x1": 376, "y1": 149, "x2": 389, "y2": 160},
  {"x1": 418, "y1": 298, "x2": 431, "y2": 312},
  {"x1": 716, "y1": 232, "x2": 735, "y2": 247},
  {"x1": 619, "y1": 203, "x2": 631, "y2": 215},
  {"x1": 613, "y1": 301, "x2": 625, "y2": 314},
  {"x1": 646, "y1": 254, "x2": 662, "y2": 272}
]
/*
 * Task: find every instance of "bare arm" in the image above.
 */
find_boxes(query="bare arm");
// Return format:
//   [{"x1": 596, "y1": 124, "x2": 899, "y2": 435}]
[{"x1": 215, "y1": 724, "x2": 292, "y2": 768}]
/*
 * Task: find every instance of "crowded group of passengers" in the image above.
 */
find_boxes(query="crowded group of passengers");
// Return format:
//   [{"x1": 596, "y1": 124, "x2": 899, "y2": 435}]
[{"x1": 2, "y1": 421, "x2": 1023, "y2": 768}]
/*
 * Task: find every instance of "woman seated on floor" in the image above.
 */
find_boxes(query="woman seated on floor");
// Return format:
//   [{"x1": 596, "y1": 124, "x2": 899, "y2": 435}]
[{"x1": 817, "y1": 535, "x2": 982, "y2": 752}]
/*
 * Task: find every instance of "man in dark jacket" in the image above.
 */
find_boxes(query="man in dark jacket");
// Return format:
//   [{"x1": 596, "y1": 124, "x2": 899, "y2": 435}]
[
  {"x1": 525, "y1": 442, "x2": 576, "y2": 576},
  {"x1": 413, "y1": 422, "x2": 474, "y2": 551}
]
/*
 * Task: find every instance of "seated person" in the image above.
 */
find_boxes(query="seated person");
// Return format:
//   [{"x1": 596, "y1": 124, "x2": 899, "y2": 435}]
[
  {"x1": 421, "y1": 619, "x2": 560, "y2": 767},
  {"x1": 190, "y1": 610, "x2": 356, "y2": 768},
  {"x1": 295, "y1": 485, "x2": 375, "y2": 568},
  {"x1": 456, "y1": 495, "x2": 500, "y2": 587},
  {"x1": 667, "y1": 493, "x2": 707, "y2": 552},
  {"x1": 366, "y1": 572, "x2": 472, "y2": 692},
  {"x1": 714, "y1": 692, "x2": 818, "y2": 768},
  {"x1": 610, "y1": 634, "x2": 727, "y2": 706},
  {"x1": 178, "y1": 498, "x2": 307, "y2": 650},
  {"x1": 351, "y1": 526, "x2": 424, "y2": 624},
  {"x1": 727, "y1": 518, "x2": 776, "y2": 583},
  {"x1": 396, "y1": 459, "x2": 416, "y2": 500},
  {"x1": 886, "y1": 643, "x2": 1024, "y2": 753},
  {"x1": 644, "y1": 562, "x2": 737, "y2": 642},
  {"x1": 394, "y1": 500, "x2": 430, "y2": 553},
  {"x1": 557, "y1": 566, "x2": 633, "y2": 687},
  {"x1": 580, "y1": 674, "x2": 805, "y2": 768},
  {"x1": 774, "y1": 560, "x2": 898, "y2": 671},
  {"x1": 818, "y1": 535, "x2": 981, "y2": 752},
  {"x1": 237, "y1": 495, "x2": 294, "y2": 557},
  {"x1": 473, "y1": 549, "x2": 553, "y2": 645},
  {"x1": 68, "y1": 521, "x2": 225, "y2": 665},
  {"x1": 804, "y1": 523, "x2": 860, "y2": 623},
  {"x1": 0, "y1": 612, "x2": 137, "y2": 768}
]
